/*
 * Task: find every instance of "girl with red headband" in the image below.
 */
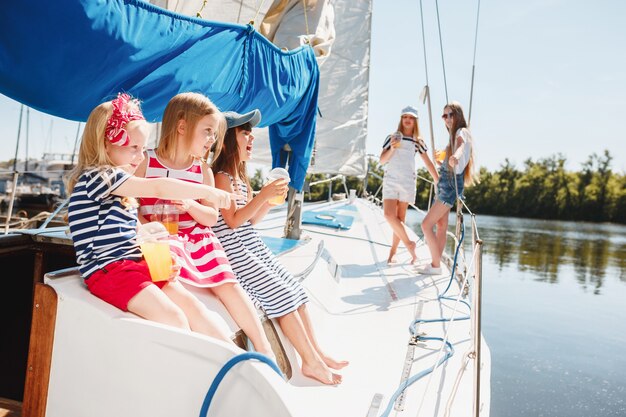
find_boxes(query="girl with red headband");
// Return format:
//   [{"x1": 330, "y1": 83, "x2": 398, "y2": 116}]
[{"x1": 66, "y1": 93, "x2": 241, "y2": 346}]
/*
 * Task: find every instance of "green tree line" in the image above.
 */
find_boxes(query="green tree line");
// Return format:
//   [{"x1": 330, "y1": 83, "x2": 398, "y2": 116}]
[{"x1": 272, "y1": 150, "x2": 624, "y2": 224}]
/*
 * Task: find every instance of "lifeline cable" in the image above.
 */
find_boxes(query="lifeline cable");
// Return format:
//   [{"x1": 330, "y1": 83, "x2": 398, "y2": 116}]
[{"x1": 199, "y1": 352, "x2": 282, "y2": 417}]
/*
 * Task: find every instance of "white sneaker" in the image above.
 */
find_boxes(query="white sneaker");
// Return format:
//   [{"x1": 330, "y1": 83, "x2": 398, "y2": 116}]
[{"x1": 415, "y1": 264, "x2": 442, "y2": 275}]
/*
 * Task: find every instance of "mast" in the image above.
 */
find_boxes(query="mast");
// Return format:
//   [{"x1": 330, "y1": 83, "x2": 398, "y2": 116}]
[
  {"x1": 71, "y1": 122, "x2": 81, "y2": 166},
  {"x1": 12, "y1": 105, "x2": 24, "y2": 172},
  {"x1": 24, "y1": 107, "x2": 30, "y2": 172}
]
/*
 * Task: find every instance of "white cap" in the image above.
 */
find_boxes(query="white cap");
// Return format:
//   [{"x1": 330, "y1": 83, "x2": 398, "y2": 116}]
[{"x1": 400, "y1": 106, "x2": 418, "y2": 118}]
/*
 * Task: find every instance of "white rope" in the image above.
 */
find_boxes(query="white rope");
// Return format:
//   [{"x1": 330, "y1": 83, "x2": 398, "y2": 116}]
[
  {"x1": 443, "y1": 349, "x2": 472, "y2": 417},
  {"x1": 250, "y1": 0, "x2": 269, "y2": 26},
  {"x1": 302, "y1": 0, "x2": 310, "y2": 37}
]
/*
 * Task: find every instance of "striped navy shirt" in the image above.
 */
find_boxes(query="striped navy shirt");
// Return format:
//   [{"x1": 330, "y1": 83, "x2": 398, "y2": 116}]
[
  {"x1": 68, "y1": 167, "x2": 142, "y2": 278},
  {"x1": 382, "y1": 135, "x2": 428, "y2": 154}
]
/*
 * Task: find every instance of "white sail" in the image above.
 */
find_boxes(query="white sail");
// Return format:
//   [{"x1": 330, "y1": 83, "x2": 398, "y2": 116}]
[{"x1": 156, "y1": 0, "x2": 371, "y2": 178}]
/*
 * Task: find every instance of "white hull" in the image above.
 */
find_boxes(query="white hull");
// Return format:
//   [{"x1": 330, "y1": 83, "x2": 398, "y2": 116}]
[{"x1": 40, "y1": 198, "x2": 490, "y2": 416}]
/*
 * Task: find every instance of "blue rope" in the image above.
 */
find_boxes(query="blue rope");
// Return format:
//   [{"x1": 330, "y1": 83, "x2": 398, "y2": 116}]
[
  {"x1": 441, "y1": 222, "x2": 465, "y2": 296},
  {"x1": 379, "y1": 337, "x2": 454, "y2": 417},
  {"x1": 199, "y1": 352, "x2": 283, "y2": 417},
  {"x1": 409, "y1": 223, "x2": 470, "y2": 336}
]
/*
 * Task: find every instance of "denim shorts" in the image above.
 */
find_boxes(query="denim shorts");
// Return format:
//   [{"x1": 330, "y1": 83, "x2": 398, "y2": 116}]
[{"x1": 436, "y1": 168, "x2": 464, "y2": 207}]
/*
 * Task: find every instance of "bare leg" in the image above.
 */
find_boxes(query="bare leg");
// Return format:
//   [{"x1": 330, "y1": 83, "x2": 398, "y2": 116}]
[
  {"x1": 276, "y1": 312, "x2": 342, "y2": 385},
  {"x1": 211, "y1": 283, "x2": 274, "y2": 358},
  {"x1": 161, "y1": 281, "x2": 238, "y2": 347},
  {"x1": 388, "y1": 233, "x2": 400, "y2": 264},
  {"x1": 384, "y1": 199, "x2": 417, "y2": 263},
  {"x1": 420, "y1": 201, "x2": 451, "y2": 268},
  {"x1": 435, "y1": 213, "x2": 449, "y2": 260},
  {"x1": 127, "y1": 285, "x2": 190, "y2": 329},
  {"x1": 298, "y1": 305, "x2": 348, "y2": 370}
]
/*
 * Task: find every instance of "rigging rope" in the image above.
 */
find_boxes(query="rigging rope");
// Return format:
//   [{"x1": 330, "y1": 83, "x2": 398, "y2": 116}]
[
  {"x1": 434, "y1": 0, "x2": 449, "y2": 103},
  {"x1": 419, "y1": 0, "x2": 437, "y2": 180},
  {"x1": 250, "y1": 0, "x2": 270, "y2": 26},
  {"x1": 237, "y1": 0, "x2": 244, "y2": 23},
  {"x1": 468, "y1": 0, "x2": 482, "y2": 124},
  {"x1": 302, "y1": 0, "x2": 310, "y2": 38}
]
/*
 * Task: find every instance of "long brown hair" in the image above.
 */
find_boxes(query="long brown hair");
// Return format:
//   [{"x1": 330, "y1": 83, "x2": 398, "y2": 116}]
[
  {"x1": 211, "y1": 122, "x2": 253, "y2": 195},
  {"x1": 443, "y1": 101, "x2": 477, "y2": 186},
  {"x1": 157, "y1": 92, "x2": 224, "y2": 163}
]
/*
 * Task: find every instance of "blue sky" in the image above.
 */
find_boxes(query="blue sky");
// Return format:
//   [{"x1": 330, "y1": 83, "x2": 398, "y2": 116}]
[
  {"x1": 367, "y1": 0, "x2": 625, "y2": 172},
  {"x1": 0, "y1": 0, "x2": 624, "y2": 173}
]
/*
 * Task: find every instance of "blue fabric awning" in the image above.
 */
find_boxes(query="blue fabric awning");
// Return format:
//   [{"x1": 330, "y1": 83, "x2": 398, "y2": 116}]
[{"x1": 0, "y1": 0, "x2": 319, "y2": 190}]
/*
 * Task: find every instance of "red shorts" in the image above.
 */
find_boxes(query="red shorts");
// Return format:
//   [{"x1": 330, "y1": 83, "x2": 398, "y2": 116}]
[{"x1": 85, "y1": 259, "x2": 168, "y2": 311}]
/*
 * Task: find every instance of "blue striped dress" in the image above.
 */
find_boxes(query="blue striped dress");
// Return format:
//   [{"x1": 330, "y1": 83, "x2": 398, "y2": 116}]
[{"x1": 213, "y1": 172, "x2": 308, "y2": 318}]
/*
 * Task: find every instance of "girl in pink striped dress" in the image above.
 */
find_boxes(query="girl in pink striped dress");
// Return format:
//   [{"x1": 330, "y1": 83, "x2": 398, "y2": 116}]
[{"x1": 136, "y1": 92, "x2": 272, "y2": 358}]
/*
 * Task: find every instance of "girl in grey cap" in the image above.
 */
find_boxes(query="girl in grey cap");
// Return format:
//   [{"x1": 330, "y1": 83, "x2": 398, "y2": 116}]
[
  {"x1": 379, "y1": 106, "x2": 438, "y2": 265},
  {"x1": 213, "y1": 109, "x2": 348, "y2": 385}
]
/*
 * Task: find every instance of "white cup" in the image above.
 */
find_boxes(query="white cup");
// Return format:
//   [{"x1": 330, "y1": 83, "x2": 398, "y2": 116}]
[{"x1": 391, "y1": 131, "x2": 403, "y2": 148}]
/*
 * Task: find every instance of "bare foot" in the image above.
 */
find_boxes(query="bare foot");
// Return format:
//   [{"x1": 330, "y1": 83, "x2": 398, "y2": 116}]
[
  {"x1": 387, "y1": 255, "x2": 398, "y2": 265},
  {"x1": 302, "y1": 361, "x2": 343, "y2": 385},
  {"x1": 407, "y1": 240, "x2": 418, "y2": 264},
  {"x1": 322, "y1": 355, "x2": 349, "y2": 370}
]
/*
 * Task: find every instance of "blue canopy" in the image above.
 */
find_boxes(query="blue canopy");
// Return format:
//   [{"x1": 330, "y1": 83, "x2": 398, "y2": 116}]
[{"x1": 0, "y1": 0, "x2": 319, "y2": 190}]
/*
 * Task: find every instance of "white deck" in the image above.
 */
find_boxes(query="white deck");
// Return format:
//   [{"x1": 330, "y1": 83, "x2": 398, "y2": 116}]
[
  {"x1": 42, "y1": 198, "x2": 490, "y2": 417},
  {"x1": 254, "y1": 198, "x2": 491, "y2": 417}
]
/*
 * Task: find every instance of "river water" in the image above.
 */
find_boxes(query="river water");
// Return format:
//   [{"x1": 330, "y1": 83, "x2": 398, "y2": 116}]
[{"x1": 405, "y1": 211, "x2": 626, "y2": 417}]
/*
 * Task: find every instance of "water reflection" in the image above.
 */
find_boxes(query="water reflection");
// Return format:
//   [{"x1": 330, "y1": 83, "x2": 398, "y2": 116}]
[{"x1": 408, "y1": 212, "x2": 626, "y2": 294}]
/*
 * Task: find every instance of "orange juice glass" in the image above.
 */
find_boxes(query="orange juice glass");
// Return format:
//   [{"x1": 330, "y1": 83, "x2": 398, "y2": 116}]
[
  {"x1": 161, "y1": 211, "x2": 179, "y2": 235},
  {"x1": 151, "y1": 200, "x2": 179, "y2": 235},
  {"x1": 435, "y1": 149, "x2": 446, "y2": 163},
  {"x1": 137, "y1": 222, "x2": 173, "y2": 282},
  {"x1": 140, "y1": 241, "x2": 172, "y2": 282}
]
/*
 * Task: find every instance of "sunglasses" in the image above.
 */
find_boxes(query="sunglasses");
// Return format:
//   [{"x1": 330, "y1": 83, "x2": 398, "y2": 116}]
[{"x1": 441, "y1": 112, "x2": 454, "y2": 119}]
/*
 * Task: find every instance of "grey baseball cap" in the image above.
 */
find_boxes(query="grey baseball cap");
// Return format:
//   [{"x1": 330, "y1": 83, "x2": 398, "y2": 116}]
[{"x1": 223, "y1": 109, "x2": 262, "y2": 129}]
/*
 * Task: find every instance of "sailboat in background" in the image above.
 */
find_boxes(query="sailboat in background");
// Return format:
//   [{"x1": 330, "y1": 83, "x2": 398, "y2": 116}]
[{"x1": 0, "y1": 1, "x2": 489, "y2": 416}]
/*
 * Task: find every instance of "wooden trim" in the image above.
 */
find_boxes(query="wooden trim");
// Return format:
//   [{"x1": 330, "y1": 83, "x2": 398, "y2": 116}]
[
  {"x1": 262, "y1": 318, "x2": 292, "y2": 380},
  {"x1": 232, "y1": 317, "x2": 292, "y2": 380},
  {"x1": 22, "y1": 284, "x2": 58, "y2": 417}
]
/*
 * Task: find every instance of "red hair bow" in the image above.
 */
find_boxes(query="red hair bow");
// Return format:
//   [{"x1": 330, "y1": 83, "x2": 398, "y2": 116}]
[{"x1": 105, "y1": 93, "x2": 145, "y2": 146}]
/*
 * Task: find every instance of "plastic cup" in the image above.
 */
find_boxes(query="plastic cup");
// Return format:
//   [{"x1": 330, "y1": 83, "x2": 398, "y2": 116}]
[
  {"x1": 391, "y1": 131, "x2": 403, "y2": 148},
  {"x1": 150, "y1": 200, "x2": 179, "y2": 235},
  {"x1": 266, "y1": 167, "x2": 290, "y2": 206},
  {"x1": 137, "y1": 222, "x2": 172, "y2": 282}
]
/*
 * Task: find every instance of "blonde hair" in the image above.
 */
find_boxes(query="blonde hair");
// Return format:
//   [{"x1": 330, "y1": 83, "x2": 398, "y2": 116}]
[
  {"x1": 157, "y1": 92, "x2": 225, "y2": 164},
  {"x1": 444, "y1": 101, "x2": 478, "y2": 187},
  {"x1": 65, "y1": 97, "x2": 145, "y2": 207},
  {"x1": 396, "y1": 114, "x2": 421, "y2": 142}
]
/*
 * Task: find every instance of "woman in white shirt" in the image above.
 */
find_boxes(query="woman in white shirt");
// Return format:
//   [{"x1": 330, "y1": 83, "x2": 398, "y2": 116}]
[
  {"x1": 380, "y1": 106, "x2": 438, "y2": 264},
  {"x1": 417, "y1": 101, "x2": 477, "y2": 275}
]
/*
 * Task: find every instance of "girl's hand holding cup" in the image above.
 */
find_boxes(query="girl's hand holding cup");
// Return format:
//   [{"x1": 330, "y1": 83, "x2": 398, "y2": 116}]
[
  {"x1": 262, "y1": 168, "x2": 290, "y2": 206},
  {"x1": 391, "y1": 131, "x2": 403, "y2": 149}
]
